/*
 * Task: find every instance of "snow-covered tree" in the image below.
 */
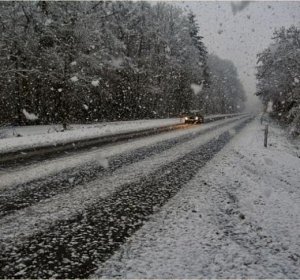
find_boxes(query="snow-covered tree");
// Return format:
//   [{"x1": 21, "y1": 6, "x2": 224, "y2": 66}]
[
  {"x1": 256, "y1": 26, "x2": 300, "y2": 135},
  {"x1": 0, "y1": 1, "x2": 245, "y2": 126}
]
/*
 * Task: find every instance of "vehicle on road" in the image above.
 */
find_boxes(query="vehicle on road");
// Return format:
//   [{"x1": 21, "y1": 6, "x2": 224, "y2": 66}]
[{"x1": 182, "y1": 110, "x2": 204, "y2": 124}]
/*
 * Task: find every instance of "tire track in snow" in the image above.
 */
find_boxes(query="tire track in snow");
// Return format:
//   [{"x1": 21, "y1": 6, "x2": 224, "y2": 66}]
[
  {"x1": 212, "y1": 183, "x2": 299, "y2": 278},
  {"x1": 0, "y1": 116, "x2": 247, "y2": 218},
  {"x1": 0, "y1": 117, "x2": 252, "y2": 279}
]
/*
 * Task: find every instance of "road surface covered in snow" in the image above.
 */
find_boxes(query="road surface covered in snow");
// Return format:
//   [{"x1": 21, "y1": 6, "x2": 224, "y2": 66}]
[
  {"x1": 0, "y1": 115, "x2": 245, "y2": 216},
  {"x1": 0, "y1": 115, "x2": 253, "y2": 278},
  {"x1": 95, "y1": 117, "x2": 300, "y2": 279}
]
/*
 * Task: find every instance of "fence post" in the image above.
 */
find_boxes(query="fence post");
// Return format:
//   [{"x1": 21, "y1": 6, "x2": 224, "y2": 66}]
[
  {"x1": 264, "y1": 124, "x2": 269, "y2": 147},
  {"x1": 260, "y1": 113, "x2": 264, "y2": 125}
]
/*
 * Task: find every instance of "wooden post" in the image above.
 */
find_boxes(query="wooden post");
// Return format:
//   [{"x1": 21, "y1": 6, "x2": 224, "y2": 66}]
[{"x1": 264, "y1": 124, "x2": 269, "y2": 147}]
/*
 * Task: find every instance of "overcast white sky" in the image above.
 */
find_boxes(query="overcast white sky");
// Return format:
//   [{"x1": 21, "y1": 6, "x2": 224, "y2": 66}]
[{"x1": 172, "y1": 1, "x2": 300, "y2": 111}]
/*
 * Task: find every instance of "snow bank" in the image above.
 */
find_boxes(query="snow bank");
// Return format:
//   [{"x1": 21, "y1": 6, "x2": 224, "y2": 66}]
[{"x1": 0, "y1": 119, "x2": 180, "y2": 154}]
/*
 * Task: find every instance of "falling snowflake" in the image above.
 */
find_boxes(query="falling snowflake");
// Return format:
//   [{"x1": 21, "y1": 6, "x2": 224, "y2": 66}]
[
  {"x1": 231, "y1": 1, "x2": 251, "y2": 15},
  {"x1": 191, "y1": 83, "x2": 203, "y2": 95},
  {"x1": 91, "y1": 80, "x2": 99, "y2": 87},
  {"x1": 22, "y1": 109, "x2": 38, "y2": 121},
  {"x1": 68, "y1": 177, "x2": 75, "y2": 184},
  {"x1": 45, "y1": 19, "x2": 53, "y2": 26},
  {"x1": 94, "y1": 154, "x2": 109, "y2": 169},
  {"x1": 266, "y1": 100, "x2": 273, "y2": 113},
  {"x1": 110, "y1": 57, "x2": 123, "y2": 69},
  {"x1": 70, "y1": 76, "x2": 79, "y2": 82}
]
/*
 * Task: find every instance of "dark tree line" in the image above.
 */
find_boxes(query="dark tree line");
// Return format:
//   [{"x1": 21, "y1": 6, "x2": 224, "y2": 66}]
[
  {"x1": 201, "y1": 54, "x2": 246, "y2": 114},
  {"x1": 0, "y1": 1, "x2": 246, "y2": 126}
]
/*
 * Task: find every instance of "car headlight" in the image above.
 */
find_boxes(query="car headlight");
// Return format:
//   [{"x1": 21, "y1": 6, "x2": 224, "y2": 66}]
[{"x1": 185, "y1": 117, "x2": 188, "y2": 120}]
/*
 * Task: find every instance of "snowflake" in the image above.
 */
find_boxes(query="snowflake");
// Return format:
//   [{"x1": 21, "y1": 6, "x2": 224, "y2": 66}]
[
  {"x1": 70, "y1": 76, "x2": 79, "y2": 82},
  {"x1": 110, "y1": 57, "x2": 123, "y2": 69},
  {"x1": 191, "y1": 83, "x2": 203, "y2": 95},
  {"x1": 91, "y1": 80, "x2": 99, "y2": 87},
  {"x1": 22, "y1": 109, "x2": 38, "y2": 121}
]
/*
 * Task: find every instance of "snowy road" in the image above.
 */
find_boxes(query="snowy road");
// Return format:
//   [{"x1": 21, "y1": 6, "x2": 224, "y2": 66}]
[
  {"x1": 0, "y1": 115, "x2": 254, "y2": 278},
  {"x1": 96, "y1": 118, "x2": 300, "y2": 279},
  {"x1": 0, "y1": 114, "x2": 242, "y2": 168}
]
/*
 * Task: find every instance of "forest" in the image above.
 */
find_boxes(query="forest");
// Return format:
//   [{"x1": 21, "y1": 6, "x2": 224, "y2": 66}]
[
  {"x1": 0, "y1": 1, "x2": 246, "y2": 126},
  {"x1": 256, "y1": 26, "x2": 300, "y2": 135}
]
